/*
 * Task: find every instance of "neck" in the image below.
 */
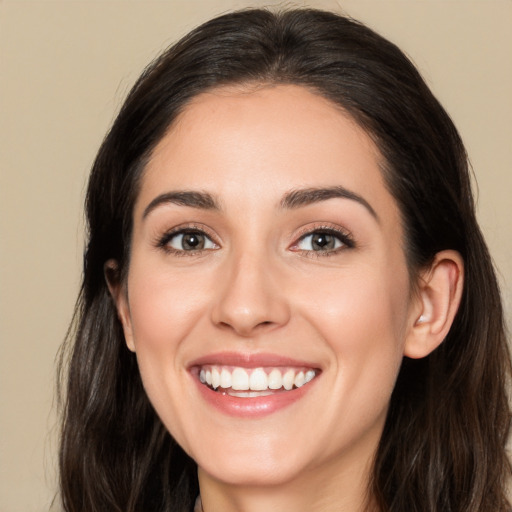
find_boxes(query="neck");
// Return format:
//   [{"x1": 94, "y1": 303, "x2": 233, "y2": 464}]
[{"x1": 197, "y1": 449, "x2": 379, "y2": 512}]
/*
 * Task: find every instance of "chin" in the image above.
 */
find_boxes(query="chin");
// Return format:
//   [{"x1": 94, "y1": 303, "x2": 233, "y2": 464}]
[
  {"x1": 197, "y1": 452, "x2": 307, "y2": 488},
  {"x1": 189, "y1": 425, "x2": 336, "y2": 489}
]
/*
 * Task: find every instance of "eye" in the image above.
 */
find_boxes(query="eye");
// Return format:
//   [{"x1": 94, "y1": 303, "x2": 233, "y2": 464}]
[
  {"x1": 297, "y1": 232, "x2": 343, "y2": 251},
  {"x1": 161, "y1": 229, "x2": 217, "y2": 252},
  {"x1": 292, "y1": 228, "x2": 354, "y2": 254}
]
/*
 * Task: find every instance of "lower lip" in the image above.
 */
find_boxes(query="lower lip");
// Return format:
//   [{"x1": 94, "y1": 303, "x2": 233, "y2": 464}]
[{"x1": 192, "y1": 374, "x2": 318, "y2": 418}]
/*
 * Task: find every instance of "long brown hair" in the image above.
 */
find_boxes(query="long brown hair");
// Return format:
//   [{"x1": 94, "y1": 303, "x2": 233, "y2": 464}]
[{"x1": 58, "y1": 8, "x2": 511, "y2": 511}]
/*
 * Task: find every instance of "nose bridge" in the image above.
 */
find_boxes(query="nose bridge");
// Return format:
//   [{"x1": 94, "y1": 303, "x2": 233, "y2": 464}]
[{"x1": 211, "y1": 243, "x2": 289, "y2": 336}]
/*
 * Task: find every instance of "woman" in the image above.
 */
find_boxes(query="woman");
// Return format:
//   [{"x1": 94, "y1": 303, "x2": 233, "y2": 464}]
[{"x1": 58, "y1": 8, "x2": 511, "y2": 512}]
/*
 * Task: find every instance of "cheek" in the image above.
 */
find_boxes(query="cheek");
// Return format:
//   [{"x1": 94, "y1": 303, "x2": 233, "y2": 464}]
[
  {"x1": 125, "y1": 277, "x2": 217, "y2": 457},
  {"x1": 300, "y1": 261, "x2": 410, "y2": 342},
  {"x1": 123, "y1": 263, "x2": 208, "y2": 424},
  {"x1": 297, "y1": 262, "x2": 410, "y2": 395},
  {"x1": 127, "y1": 265, "x2": 205, "y2": 349}
]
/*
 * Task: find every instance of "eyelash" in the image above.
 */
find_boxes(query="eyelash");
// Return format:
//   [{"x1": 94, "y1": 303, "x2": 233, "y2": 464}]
[
  {"x1": 156, "y1": 224, "x2": 219, "y2": 256},
  {"x1": 291, "y1": 225, "x2": 355, "y2": 258},
  {"x1": 155, "y1": 224, "x2": 355, "y2": 257}
]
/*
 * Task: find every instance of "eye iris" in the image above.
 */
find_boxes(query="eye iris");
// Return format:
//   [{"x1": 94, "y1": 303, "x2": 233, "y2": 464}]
[
  {"x1": 312, "y1": 233, "x2": 335, "y2": 250},
  {"x1": 182, "y1": 232, "x2": 205, "y2": 250}
]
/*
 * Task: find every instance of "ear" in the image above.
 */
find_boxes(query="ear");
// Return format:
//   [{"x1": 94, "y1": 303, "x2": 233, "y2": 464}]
[
  {"x1": 404, "y1": 250, "x2": 464, "y2": 359},
  {"x1": 104, "y1": 259, "x2": 136, "y2": 352}
]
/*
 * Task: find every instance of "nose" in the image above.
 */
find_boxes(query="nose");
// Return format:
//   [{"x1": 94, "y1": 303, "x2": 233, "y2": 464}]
[{"x1": 210, "y1": 249, "x2": 291, "y2": 337}]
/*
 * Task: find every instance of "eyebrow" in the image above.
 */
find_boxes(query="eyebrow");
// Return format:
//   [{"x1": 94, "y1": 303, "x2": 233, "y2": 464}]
[
  {"x1": 280, "y1": 186, "x2": 379, "y2": 221},
  {"x1": 142, "y1": 186, "x2": 378, "y2": 222},
  {"x1": 142, "y1": 190, "x2": 220, "y2": 219}
]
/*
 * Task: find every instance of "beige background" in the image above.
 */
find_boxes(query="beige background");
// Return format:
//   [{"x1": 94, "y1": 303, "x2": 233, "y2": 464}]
[{"x1": 1, "y1": 1, "x2": 510, "y2": 510}]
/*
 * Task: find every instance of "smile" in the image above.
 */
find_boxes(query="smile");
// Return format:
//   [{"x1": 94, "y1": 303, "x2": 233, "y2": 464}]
[
  {"x1": 189, "y1": 353, "x2": 321, "y2": 417},
  {"x1": 199, "y1": 365, "x2": 317, "y2": 397}
]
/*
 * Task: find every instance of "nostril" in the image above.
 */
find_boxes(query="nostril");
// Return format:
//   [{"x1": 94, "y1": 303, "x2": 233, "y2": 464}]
[
  {"x1": 219, "y1": 319, "x2": 273, "y2": 330},
  {"x1": 211, "y1": 274, "x2": 291, "y2": 335}
]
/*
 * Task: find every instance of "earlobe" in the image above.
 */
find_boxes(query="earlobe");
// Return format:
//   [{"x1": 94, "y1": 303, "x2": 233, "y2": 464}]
[
  {"x1": 404, "y1": 250, "x2": 464, "y2": 359},
  {"x1": 104, "y1": 259, "x2": 136, "y2": 352}
]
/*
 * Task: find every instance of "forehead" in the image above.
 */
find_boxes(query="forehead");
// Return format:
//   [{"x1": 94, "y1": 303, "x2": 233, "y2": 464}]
[{"x1": 136, "y1": 84, "x2": 396, "y2": 219}]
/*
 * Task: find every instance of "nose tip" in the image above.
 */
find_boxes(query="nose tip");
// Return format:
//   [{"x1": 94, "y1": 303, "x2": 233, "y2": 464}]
[
  {"x1": 211, "y1": 258, "x2": 290, "y2": 337},
  {"x1": 216, "y1": 307, "x2": 277, "y2": 337}
]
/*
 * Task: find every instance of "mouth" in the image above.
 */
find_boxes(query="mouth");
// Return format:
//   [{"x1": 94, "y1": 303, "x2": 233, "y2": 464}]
[
  {"x1": 189, "y1": 353, "x2": 321, "y2": 417},
  {"x1": 197, "y1": 365, "x2": 318, "y2": 397}
]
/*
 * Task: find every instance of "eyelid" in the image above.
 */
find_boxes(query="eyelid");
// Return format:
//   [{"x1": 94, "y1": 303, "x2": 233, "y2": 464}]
[
  {"x1": 155, "y1": 223, "x2": 220, "y2": 253},
  {"x1": 153, "y1": 222, "x2": 354, "y2": 256},
  {"x1": 289, "y1": 223, "x2": 355, "y2": 253}
]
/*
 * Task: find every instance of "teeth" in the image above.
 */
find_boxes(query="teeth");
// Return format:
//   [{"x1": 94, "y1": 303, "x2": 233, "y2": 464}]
[
  {"x1": 282, "y1": 369, "x2": 295, "y2": 390},
  {"x1": 198, "y1": 365, "x2": 317, "y2": 394},
  {"x1": 220, "y1": 368, "x2": 232, "y2": 389},
  {"x1": 232, "y1": 368, "x2": 250, "y2": 390},
  {"x1": 294, "y1": 371, "x2": 305, "y2": 388},
  {"x1": 226, "y1": 390, "x2": 274, "y2": 398},
  {"x1": 249, "y1": 368, "x2": 268, "y2": 391},
  {"x1": 268, "y1": 369, "x2": 282, "y2": 390},
  {"x1": 211, "y1": 367, "x2": 220, "y2": 389}
]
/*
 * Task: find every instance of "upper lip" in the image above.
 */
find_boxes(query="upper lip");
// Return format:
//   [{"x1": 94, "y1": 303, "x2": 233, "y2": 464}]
[{"x1": 188, "y1": 351, "x2": 321, "y2": 370}]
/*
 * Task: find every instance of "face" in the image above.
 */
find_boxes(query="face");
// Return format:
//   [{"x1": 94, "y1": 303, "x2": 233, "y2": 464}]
[{"x1": 115, "y1": 85, "x2": 420, "y2": 488}]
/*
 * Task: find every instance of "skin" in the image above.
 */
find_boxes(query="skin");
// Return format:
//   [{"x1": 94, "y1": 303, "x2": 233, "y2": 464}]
[{"x1": 110, "y1": 85, "x2": 463, "y2": 512}]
